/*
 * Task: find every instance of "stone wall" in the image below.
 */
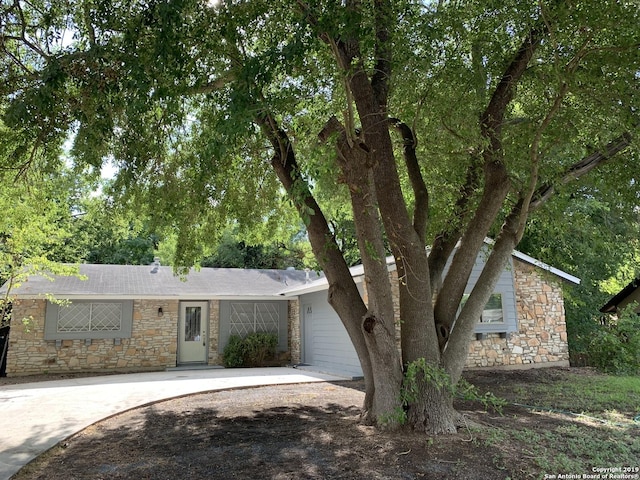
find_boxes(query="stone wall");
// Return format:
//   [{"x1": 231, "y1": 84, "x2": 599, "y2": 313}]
[
  {"x1": 6, "y1": 299, "x2": 179, "y2": 376},
  {"x1": 207, "y1": 300, "x2": 220, "y2": 365},
  {"x1": 465, "y1": 258, "x2": 569, "y2": 368},
  {"x1": 288, "y1": 299, "x2": 301, "y2": 364},
  {"x1": 367, "y1": 259, "x2": 569, "y2": 369}
]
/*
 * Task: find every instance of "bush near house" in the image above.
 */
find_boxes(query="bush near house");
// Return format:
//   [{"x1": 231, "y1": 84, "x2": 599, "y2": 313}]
[
  {"x1": 222, "y1": 333, "x2": 278, "y2": 368},
  {"x1": 588, "y1": 305, "x2": 640, "y2": 375}
]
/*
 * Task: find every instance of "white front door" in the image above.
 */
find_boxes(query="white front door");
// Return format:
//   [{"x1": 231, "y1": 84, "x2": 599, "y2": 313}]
[{"x1": 178, "y1": 301, "x2": 208, "y2": 364}]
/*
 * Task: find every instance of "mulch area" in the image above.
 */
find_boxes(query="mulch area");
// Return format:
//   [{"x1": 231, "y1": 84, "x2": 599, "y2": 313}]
[{"x1": 7, "y1": 368, "x2": 609, "y2": 480}]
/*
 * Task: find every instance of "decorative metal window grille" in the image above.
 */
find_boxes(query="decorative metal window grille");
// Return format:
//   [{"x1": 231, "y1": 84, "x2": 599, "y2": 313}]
[
  {"x1": 229, "y1": 303, "x2": 279, "y2": 337},
  {"x1": 57, "y1": 303, "x2": 122, "y2": 333}
]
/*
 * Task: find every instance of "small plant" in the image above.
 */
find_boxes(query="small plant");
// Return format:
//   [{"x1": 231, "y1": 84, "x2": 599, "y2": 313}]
[
  {"x1": 222, "y1": 332, "x2": 278, "y2": 367},
  {"x1": 402, "y1": 358, "x2": 505, "y2": 413}
]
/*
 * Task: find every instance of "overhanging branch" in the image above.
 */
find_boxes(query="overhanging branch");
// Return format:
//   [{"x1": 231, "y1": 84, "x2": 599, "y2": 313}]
[{"x1": 530, "y1": 131, "x2": 634, "y2": 211}]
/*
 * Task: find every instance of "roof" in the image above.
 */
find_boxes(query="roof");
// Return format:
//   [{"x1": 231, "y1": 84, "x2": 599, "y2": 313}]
[
  {"x1": 280, "y1": 245, "x2": 580, "y2": 297},
  {"x1": 5, "y1": 241, "x2": 579, "y2": 300},
  {"x1": 600, "y1": 277, "x2": 640, "y2": 313},
  {"x1": 7, "y1": 264, "x2": 321, "y2": 300}
]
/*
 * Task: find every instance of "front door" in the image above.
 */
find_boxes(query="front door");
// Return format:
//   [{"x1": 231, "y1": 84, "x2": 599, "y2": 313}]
[{"x1": 178, "y1": 301, "x2": 208, "y2": 364}]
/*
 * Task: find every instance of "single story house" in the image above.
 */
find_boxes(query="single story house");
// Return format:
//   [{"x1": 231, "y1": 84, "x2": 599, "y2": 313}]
[
  {"x1": 3, "y1": 248, "x2": 579, "y2": 377},
  {"x1": 600, "y1": 276, "x2": 640, "y2": 314}
]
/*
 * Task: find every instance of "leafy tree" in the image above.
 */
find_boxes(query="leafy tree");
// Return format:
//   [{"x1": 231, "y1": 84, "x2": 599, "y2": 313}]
[
  {"x1": 201, "y1": 230, "x2": 309, "y2": 270},
  {"x1": 1, "y1": 0, "x2": 638, "y2": 434},
  {"x1": 51, "y1": 194, "x2": 159, "y2": 265},
  {"x1": 0, "y1": 154, "x2": 81, "y2": 326}
]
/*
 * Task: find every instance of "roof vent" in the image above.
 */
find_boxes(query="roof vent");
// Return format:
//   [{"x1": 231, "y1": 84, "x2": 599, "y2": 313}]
[
  {"x1": 305, "y1": 268, "x2": 311, "y2": 283},
  {"x1": 150, "y1": 257, "x2": 160, "y2": 274}
]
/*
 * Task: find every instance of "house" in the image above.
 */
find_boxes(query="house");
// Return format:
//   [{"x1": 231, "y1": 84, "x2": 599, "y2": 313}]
[
  {"x1": 3, "y1": 248, "x2": 579, "y2": 377},
  {"x1": 600, "y1": 277, "x2": 640, "y2": 314}
]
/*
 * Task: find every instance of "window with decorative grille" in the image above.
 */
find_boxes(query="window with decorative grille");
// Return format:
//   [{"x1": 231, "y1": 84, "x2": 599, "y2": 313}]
[
  {"x1": 45, "y1": 300, "x2": 133, "y2": 340},
  {"x1": 57, "y1": 303, "x2": 122, "y2": 333},
  {"x1": 229, "y1": 302, "x2": 280, "y2": 337}
]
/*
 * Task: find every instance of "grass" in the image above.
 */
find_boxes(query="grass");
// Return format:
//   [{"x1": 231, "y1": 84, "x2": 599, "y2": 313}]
[
  {"x1": 510, "y1": 373, "x2": 640, "y2": 416},
  {"x1": 471, "y1": 370, "x2": 640, "y2": 479}
]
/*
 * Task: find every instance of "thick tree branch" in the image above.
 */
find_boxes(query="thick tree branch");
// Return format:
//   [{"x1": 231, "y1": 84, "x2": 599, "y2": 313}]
[
  {"x1": 530, "y1": 131, "x2": 634, "y2": 211},
  {"x1": 435, "y1": 23, "x2": 546, "y2": 335},
  {"x1": 371, "y1": 0, "x2": 393, "y2": 109},
  {"x1": 256, "y1": 111, "x2": 377, "y2": 415},
  {"x1": 443, "y1": 201, "x2": 523, "y2": 383},
  {"x1": 389, "y1": 118, "x2": 428, "y2": 244},
  {"x1": 480, "y1": 24, "x2": 546, "y2": 142}
]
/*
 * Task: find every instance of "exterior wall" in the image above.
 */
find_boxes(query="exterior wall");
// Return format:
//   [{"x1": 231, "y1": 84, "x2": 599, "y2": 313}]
[
  {"x1": 6, "y1": 299, "x2": 179, "y2": 376},
  {"x1": 207, "y1": 300, "x2": 221, "y2": 365},
  {"x1": 288, "y1": 299, "x2": 301, "y2": 364},
  {"x1": 8, "y1": 297, "x2": 295, "y2": 375},
  {"x1": 465, "y1": 259, "x2": 570, "y2": 368},
  {"x1": 370, "y1": 259, "x2": 569, "y2": 370}
]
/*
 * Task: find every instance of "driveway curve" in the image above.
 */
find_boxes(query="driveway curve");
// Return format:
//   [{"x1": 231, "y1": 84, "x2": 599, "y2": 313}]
[{"x1": 0, "y1": 367, "x2": 346, "y2": 480}]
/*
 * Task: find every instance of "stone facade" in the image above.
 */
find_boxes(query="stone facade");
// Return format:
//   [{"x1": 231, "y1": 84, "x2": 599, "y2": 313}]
[
  {"x1": 7, "y1": 297, "x2": 296, "y2": 376},
  {"x1": 6, "y1": 299, "x2": 179, "y2": 375},
  {"x1": 465, "y1": 258, "x2": 569, "y2": 368},
  {"x1": 207, "y1": 300, "x2": 221, "y2": 365},
  {"x1": 288, "y1": 299, "x2": 301, "y2": 364},
  {"x1": 5, "y1": 259, "x2": 569, "y2": 376}
]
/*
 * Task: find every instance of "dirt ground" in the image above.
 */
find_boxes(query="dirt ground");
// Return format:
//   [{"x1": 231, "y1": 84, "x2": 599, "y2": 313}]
[{"x1": 6, "y1": 368, "x2": 620, "y2": 480}]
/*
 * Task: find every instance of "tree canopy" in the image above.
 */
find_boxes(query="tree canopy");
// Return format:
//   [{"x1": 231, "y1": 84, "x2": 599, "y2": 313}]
[{"x1": 1, "y1": 0, "x2": 638, "y2": 433}]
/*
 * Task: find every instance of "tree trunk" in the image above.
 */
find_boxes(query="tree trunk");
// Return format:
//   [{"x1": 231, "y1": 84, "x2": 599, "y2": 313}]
[{"x1": 407, "y1": 376, "x2": 459, "y2": 435}]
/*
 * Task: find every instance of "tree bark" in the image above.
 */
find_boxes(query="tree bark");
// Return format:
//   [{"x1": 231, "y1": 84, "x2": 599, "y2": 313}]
[{"x1": 256, "y1": 113, "x2": 377, "y2": 416}]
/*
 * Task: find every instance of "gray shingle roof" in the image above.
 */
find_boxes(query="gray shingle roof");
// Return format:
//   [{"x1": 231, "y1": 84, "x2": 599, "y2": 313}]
[{"x1": 8, "y1": 264, "x2": 322, "y2": 299}]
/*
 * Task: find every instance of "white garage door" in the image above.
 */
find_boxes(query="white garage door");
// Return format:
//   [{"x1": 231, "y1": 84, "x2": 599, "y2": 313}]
[{"x1": 301, "y1": 290, "x2": 363, "y2": 377}]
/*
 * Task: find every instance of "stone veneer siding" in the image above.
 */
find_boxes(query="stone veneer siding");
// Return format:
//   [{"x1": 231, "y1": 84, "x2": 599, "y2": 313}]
[
  {"x1": 465, "y1": 258, "x2": 569, "y2": 368},
  {"x1": 379, "y1": 259, "x2": 569, "y2": 369},
  {"x1": 288, "y1": 299, "x2": 301, "y2": 364},
  {"x1": 6, "y1": 299, "x2": 181, "y2": 376},
  {"x1": 7, "y1": 297, "x2": 294, "y2": 376}
]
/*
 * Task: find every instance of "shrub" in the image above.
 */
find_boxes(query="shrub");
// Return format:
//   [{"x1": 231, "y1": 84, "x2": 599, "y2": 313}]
[
  {"x1": 588, "y1": 305, "x2": 640, "y2": 375},
  {"x1": 222, "y1": 332, "x2": 278, "y2": 367},
  {"x1": 222, "y1": 335, "x2": 246, "y2": 368},
  {"x1": 243, "y1": 332, "x2": 278, "y2": 367}
]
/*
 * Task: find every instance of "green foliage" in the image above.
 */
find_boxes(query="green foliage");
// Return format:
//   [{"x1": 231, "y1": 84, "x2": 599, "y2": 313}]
[
  {"x1": 201, "y1": 230, "x2": 308, "y2": 270},
  {"x1": 242, "y1": 332, "x2": 278, "y2": 367},
  {"x1": 402, "y1": 358, "x2": 505, "y2": 414},
  {"x1": 472, "y1": 369, "x2": 640, "y2": 476},
  {"x1": 222, "y1": 335, "x2": 246, "y2": 368},
  {"x1": 0, "y1": 162, "x2": 84, "y2": 324},
  {"x1": 222, "y1": 333, "x2": 278, "y2": 368},
  {"x1": 519, "y1": 196, "x2": 640, "y2": 361},
  {"x1": 588, "y1": 305, "x2": 640, "y2": 375}
]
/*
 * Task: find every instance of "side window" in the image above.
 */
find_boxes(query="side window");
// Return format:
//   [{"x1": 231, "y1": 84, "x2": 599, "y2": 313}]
[
  {"x1": 45, "y1": 300, "x2": 133, "y2": 340},
  {"x1": 480, "y1": 294, "x2": 504, "y2": 324},
  {"x1": 460, "y1": 293, "x2": 505, "y2": 325}
]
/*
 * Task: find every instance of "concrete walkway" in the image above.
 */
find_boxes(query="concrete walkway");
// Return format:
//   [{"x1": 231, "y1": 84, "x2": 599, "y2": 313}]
[{"x1": 0, "y1": 367, "x2": 347, "y2": 480}]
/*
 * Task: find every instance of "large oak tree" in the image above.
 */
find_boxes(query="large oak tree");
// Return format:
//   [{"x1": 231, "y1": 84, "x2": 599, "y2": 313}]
[{"x1": 1, "y1": 0, "x2": 638, "y2": 433}]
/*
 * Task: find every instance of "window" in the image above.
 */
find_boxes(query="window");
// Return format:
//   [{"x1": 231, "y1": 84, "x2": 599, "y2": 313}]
[
  {"x1": 219, "y1": 300, "x2": 288, "y2": 352},
  {"x1": 461, "y1": 293, "x2": 504, "y2": 324},
  {"x1": 229, "y1": 302, "x2": 280, "y2": 337},
  {"x1": 56, "y1": 303, "x2": 122, "y2": 332},
  {"x1": 45, "y1": 300, "x2": 133, "y2": 340},
  {"x1": 481, "y1": 294, "x2": 504, "y2": 323}
]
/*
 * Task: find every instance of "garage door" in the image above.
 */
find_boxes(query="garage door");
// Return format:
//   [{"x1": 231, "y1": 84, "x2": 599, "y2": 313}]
[{"x1": 301, "y1": 290, "x2": 363, "y2": 377}]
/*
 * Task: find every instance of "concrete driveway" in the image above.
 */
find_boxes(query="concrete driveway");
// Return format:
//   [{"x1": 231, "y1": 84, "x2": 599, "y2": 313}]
[{"x1": 0, "y1": 367, "x2": 346, "y2": 480}]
